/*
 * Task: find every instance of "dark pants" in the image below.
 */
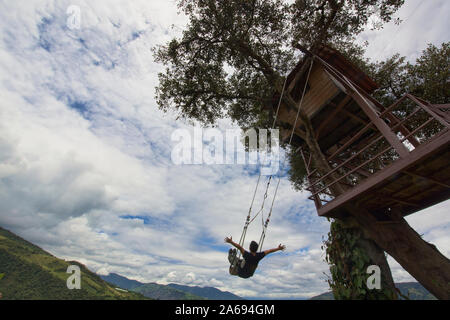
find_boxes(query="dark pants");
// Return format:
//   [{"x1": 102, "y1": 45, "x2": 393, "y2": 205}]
[{"x1": 228, "y1": 249, "x2": 244, "y2": 276}]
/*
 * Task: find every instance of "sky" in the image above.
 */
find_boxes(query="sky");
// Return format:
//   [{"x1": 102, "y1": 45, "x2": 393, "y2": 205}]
[{"x1": 0, "y1": 0, "x2": 448, "y2": 299}]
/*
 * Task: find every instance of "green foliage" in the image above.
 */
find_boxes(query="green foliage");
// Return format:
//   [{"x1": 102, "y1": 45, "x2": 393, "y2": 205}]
[
  {"x1": 323, "y1": 220, "x2": 396, "y2": 300},
  {"x1": 290, "y1": 0, "x2": 404, "y2": 50},
  {"x1": 369, "y1": 42, "x2": 450, "y2": 106},
  {"x1": 408, "y1": 42, "x2": 450, "y2": 104},
  {"x1": 287, "y1": 147, "x2": 308, "y2": 191},
  {"x1": 154, "y1": 0, "x2": 404, "y2": 128}
]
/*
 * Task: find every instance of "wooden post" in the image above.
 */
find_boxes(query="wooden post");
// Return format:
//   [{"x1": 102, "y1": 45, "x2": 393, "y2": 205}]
[
  {"x1": 347, "y1": 86, "x2": 410, "y2": 159},
  {"x1": 300, "y1": 148, "x2": 322, "y2": 209}
]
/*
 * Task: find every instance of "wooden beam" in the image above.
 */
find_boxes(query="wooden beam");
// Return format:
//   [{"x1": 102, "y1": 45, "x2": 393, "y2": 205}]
[
  {"x1": 315, "y1": 95, "x2": 352, "y2": 139},
  {"x1": 380, "y1": 194, "x2": 420, "y2": 207},
  {"x1": 429, "y1": 104, "x2": 450, "y2": 122},
  {"x1": 340, "y1": 109, "x2": 369, "y2": 126},
  {"x1": 279, "y1": 121, "x2": 306, "y2": 141},
  {"x1": 327, "y1": 121, "x2": 374, "y2": 161},
  {"x1": 407, "y1": 94, "x2": 450, "y2": 129},
  {"x1": 331, "y1": 158, "x2": 371, "y2": 178},
  {"x1": 350, "y1": 91, "x2": 410, "y2": 159},
  {"x1": 322, "y1": 63, "x2": 410, "y2": 158},
  {"x1": 384, "y1": 112, "x2": 421, "y2": 148},
  {"x1": 403, "y1": 171, "x2": 450, "y2": 189},
  {"x1": 301, "y1": 148, "x2": 322, "y2": 210},
  {"x1": 317, "y1": 130, "x2": 450, "y2": 217},
  {"x1": 287, "y1": 57, "x2": 313, "y2": 94}
]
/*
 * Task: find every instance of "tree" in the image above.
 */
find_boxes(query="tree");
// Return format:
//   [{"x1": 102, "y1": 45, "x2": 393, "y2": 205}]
[
  {"x1": 154, "y1": 0, "x2": 449, "y2": 299},
  {"x1": 369, "y1": 42, "x2": 450, "y2": 106}
]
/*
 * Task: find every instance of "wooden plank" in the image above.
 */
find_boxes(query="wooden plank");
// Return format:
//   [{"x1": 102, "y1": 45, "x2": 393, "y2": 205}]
[
  {"x1": 287, "y1": 57, "x2": 312, "y2": 94},
  {"x1": 407, "y1": 94, "x2": 450, "y2": 129},
  {"x1": 403, "y1": 171, "x2": 450, "y2": 189},
  {"x1": 327, "y1": 122, "x2": 375, "y2": 161},
  {"x1": 341, "y1": 109, "x2": 369, "y2": 126},
  {"x1": 350, "y1": 91, "x2": 410, "y2": 159},
  {"x1": 315, "y1": 95, "x2": 352, "y2": 139},
  {"x1": 322, "y1": 63, "x2": 411, "y2": 159},
  {"x1": 301, "y1": 65, "x2": 340, "y2": 119},
  {"x1": 378, "y1": 194, "x2": 420, "y2": 207}
]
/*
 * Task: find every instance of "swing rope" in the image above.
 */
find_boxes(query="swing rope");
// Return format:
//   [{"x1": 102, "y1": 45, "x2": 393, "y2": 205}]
[
  {"x1": 235, "y1": 75, "x2": 288, "y2": 254},
  {"x1": 232, "y1": 57, "x2": 314, "y2": 265},
  {"x1": 258, "y1": 59, "x2": 314, "y2": 251}
]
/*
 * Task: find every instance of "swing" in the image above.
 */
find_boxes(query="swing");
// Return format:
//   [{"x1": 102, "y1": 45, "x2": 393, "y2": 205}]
[{"x1": 229, "y1": 59, "x2": 315, "y2": 274}]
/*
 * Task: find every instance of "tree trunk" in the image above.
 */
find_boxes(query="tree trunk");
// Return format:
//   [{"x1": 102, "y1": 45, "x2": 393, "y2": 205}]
[
  {"x1": 328, "y1": 219, "x2": 398, "y2": 299},
  {"x1": 347, "y1": 204, "x2": 450, "y2": 300},
  {"x1": 342, "y1": 218, "x2": 397, "y2": 297}
]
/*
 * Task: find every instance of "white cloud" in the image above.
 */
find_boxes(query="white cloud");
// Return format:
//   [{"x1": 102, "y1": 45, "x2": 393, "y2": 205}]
[
  {"x1": 0, "y1": 0, "x2": 448, "y2": 299},
  {"x1": 358, "y1": 0, "x2": 450, "y2": 62}
]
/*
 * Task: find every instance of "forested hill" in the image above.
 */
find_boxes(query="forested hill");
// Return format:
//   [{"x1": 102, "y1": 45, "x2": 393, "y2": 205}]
[{"x1": 0, "y1": 226, "x2": 147, "y2": 300}]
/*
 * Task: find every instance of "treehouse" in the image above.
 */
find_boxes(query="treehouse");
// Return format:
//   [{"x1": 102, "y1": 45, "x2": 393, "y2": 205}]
[{"x1": 273, "y1": 45, "x2": 450, "y2": 219}]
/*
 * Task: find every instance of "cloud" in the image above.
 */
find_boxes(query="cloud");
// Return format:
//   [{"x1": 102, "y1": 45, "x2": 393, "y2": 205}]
[
  {"x1": 358, "y1": 0, "x2": 450, "y2": 62},
  {"x1": 0, "y1": 0, "x2": 448, "y2": 299}
]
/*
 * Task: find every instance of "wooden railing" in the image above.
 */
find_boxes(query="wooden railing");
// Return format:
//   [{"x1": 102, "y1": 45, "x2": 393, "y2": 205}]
[{"x1": 305, "y1": 94, "x2": 450, "y2": 209}]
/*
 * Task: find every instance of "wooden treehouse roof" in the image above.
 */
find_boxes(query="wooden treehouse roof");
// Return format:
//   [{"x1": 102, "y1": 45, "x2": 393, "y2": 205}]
[{"x1": 286, "y1": 44, "x2": 379, "y2": 95}]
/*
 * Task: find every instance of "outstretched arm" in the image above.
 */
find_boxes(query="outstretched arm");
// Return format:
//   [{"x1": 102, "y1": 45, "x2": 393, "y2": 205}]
[
  {"x1": 263, "y1": 244, "x2": 286, "y2": 256},
  {"x1": 225, "y1": 236, "x2": 245, "y2": 256}
]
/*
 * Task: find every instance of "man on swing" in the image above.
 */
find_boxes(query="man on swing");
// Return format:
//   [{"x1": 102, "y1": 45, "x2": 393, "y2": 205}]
[{"x1": 225, "y1": 236, "x2": 286, "y2": 279}]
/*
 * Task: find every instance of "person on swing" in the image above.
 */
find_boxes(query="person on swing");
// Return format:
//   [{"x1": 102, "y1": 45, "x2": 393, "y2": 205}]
[{"x1": 225, "y1": 236, "x2": 286, "y2": 279}]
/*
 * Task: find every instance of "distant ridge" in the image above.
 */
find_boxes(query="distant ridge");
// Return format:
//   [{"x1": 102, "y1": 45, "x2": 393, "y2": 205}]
[
  {"x1": 168, "y1": 283, "x2": 244, "y2": 300},
  {"x1": 101, "y1": 273, "x2": 243, "y2": 300},
  {"x1": 100, "y1": 272, "x2": 144, "y2": 290},
  {"x1": 310, "y1": 282, "x2": 437, "y2": 300}
]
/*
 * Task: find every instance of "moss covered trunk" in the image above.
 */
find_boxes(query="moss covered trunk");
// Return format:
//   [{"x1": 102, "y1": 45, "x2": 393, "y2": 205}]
[{"x1": 346, "y1": 205, "x2": 450, "y2": 300}]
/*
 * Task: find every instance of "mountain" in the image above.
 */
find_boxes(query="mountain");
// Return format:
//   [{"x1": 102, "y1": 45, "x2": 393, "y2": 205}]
[
  {"x1": 0, "y1": 226, "x2": 147, "y2": 300},
  {"x1": 310, "y1": 282, "x2": 437, "y2": 300},
  {"x1": 101, "y1": 273, "x2": 203, "y2": 300},
  {"x1": 133, "y1": 283, "x2": 204, "y2": 300},
  {"x1": 100, "y1": 272, "x2": 144, "y2": 290},
  {"x1": 168, "y1": 283, "x2": 244, "y2": 300},
  {"x1": 395, "y1": 282, "x2": 437, "y2": 300},
  {"x1": 101, "y1": 272, "x2": 244, "y2": 300}
]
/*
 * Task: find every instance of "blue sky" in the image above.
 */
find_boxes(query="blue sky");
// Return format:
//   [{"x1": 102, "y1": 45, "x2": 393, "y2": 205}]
[{"x1": 0, "y1": 0, "x2": 449, "y2": 299}]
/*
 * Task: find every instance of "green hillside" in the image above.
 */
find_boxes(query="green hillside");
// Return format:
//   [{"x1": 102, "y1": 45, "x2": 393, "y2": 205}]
[{"x1": 0, "y1": 227, "x2": 147, "y2": 300}]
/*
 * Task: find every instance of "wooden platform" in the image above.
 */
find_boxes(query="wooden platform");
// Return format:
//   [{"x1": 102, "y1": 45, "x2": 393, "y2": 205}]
[{"x1": 317, "y1": 129, "x2": 450, "y2": 218}]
